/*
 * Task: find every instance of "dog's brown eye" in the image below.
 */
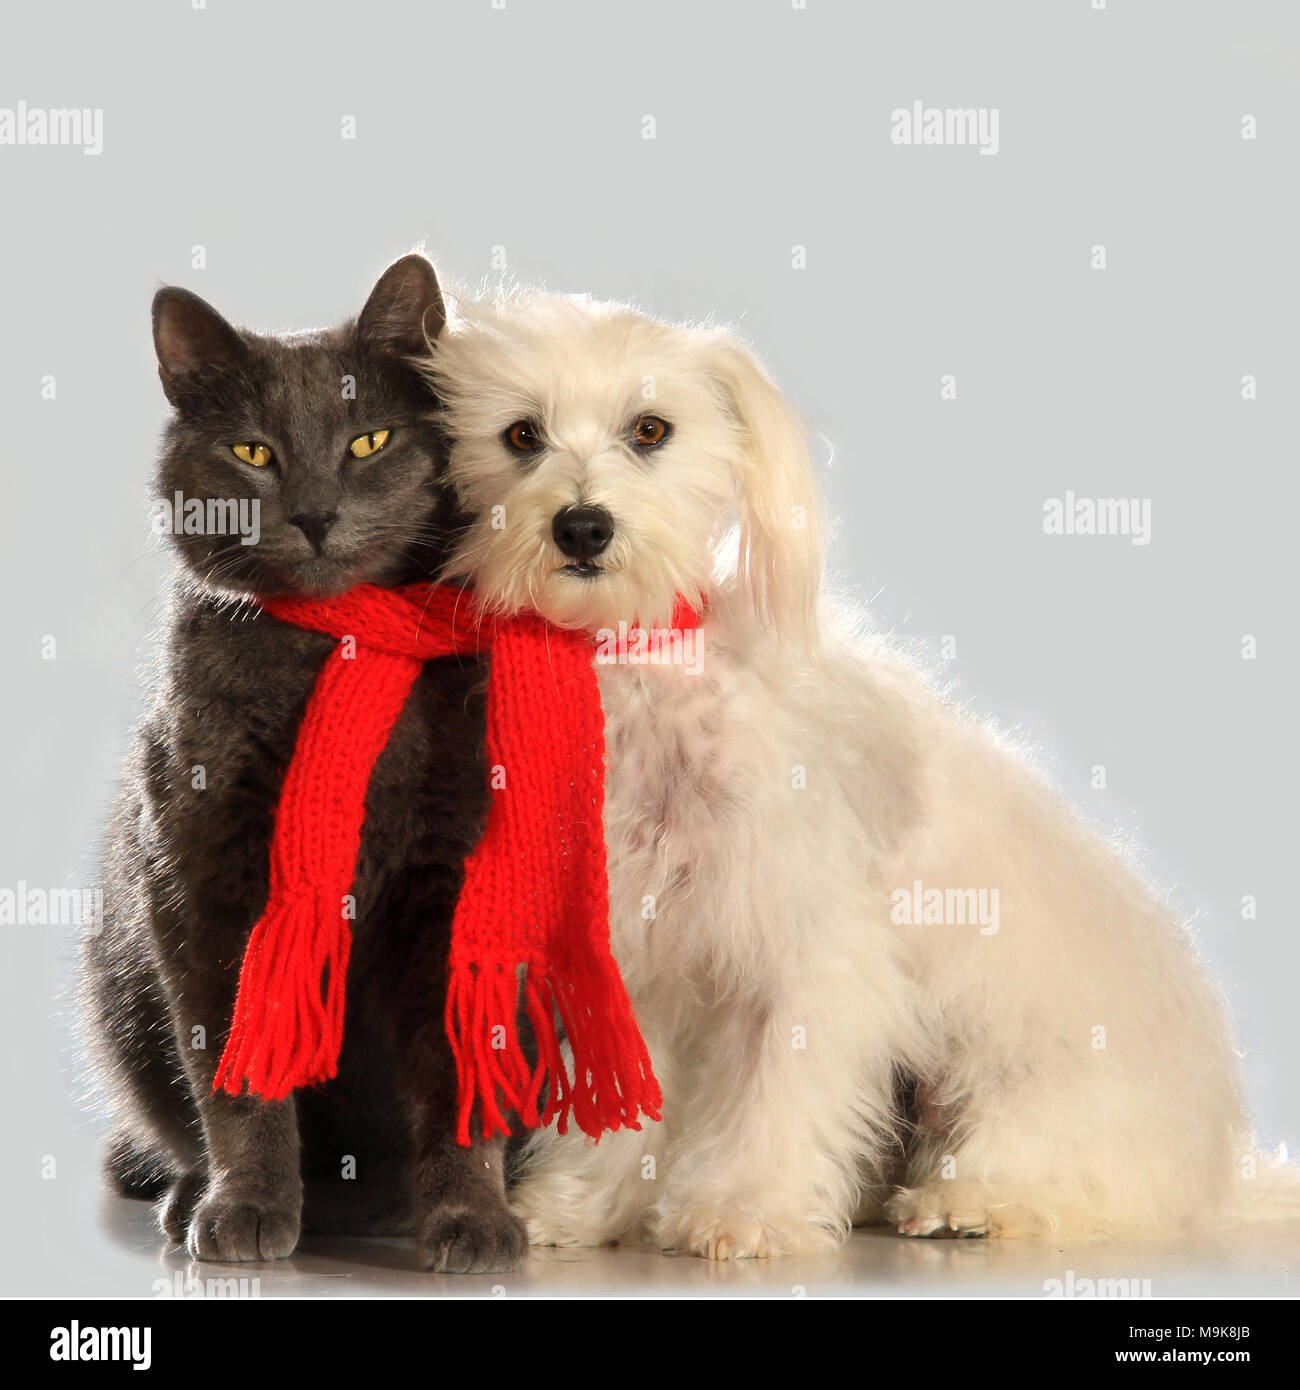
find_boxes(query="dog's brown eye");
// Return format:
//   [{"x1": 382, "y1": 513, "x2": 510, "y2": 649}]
[
  {"x1": 505, "y1": 420, "x2": 542, "y2": 454},
  {"x1": 632, "y1": 415, "x2": 670, "y2": 449}
]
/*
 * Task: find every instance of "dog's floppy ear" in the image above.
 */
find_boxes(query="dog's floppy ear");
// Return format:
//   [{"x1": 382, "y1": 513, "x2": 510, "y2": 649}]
[{"x1": 704, "y1": 333, "x2": 825, "y2": 648}]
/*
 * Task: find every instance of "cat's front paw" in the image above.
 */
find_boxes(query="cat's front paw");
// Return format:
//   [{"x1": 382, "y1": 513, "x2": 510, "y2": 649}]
[
  {"x1": 186, "y1": 1189, "x2": 301, "y2": 1262},
  {"x1": 159, "y1": 1169, "x2": 207, "y2": 1244},
  {"x1": 417, "y1": 1201, "x2": 527, "y2": 1274}
]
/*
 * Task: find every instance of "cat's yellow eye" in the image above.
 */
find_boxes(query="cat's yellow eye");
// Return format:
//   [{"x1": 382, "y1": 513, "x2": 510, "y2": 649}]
[
  {"x1": 349, "y1": 429, "x2": 391, "y2": 459},
  {"x1": 231, "y1": 443, "x2": 272, "y2": 468}
]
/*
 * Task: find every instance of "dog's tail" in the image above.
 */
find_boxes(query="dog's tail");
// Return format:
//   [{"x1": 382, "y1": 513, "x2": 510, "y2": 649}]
[{"x1": 1231, "y1": 1145, "x2": 1300, "y2": 1223}]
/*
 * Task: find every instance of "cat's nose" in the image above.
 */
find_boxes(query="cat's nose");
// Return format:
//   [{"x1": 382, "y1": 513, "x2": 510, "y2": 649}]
[
  {"x1": 289, "y1": 511, "x2": 337, "y2": 553},
  {"x1": 552, "y1": 505, "x2": 614, "y2": 561}
]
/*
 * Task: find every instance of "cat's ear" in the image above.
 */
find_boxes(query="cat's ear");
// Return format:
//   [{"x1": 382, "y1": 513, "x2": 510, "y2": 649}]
[
  {"x1": 152, "y1": 287, "x2": 249, "y2": 407},
  {"x1": 357, "y1": 254, "x2": 446, "y2": 357}
]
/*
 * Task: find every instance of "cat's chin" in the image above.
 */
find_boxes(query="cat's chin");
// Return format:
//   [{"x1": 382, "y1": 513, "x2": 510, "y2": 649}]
[{"x1": 283, "y1": 555, "x2": 378, "y2": 597}]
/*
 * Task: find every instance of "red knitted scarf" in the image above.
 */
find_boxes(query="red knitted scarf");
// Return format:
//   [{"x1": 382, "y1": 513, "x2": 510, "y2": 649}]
[{"x1": 212, "y1": 581, "x2": 692, "y2": 1143}]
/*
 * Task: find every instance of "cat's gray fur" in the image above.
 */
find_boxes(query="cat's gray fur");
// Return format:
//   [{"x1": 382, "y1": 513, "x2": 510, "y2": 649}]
[{"x1": 81, "y1": 256, "x2": 526, "y2": 1272}]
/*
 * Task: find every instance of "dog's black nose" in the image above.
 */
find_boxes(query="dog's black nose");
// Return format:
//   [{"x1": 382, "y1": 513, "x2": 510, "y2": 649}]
[
  {"x1": 552, "y1": 505, "x2": 614, "y2": 562},
  {"x1": 289, "y1": 511, "x2": 337, "y2": 552}
]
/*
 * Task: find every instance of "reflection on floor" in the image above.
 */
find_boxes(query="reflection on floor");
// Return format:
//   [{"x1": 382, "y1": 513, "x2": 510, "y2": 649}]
[{"x1": 94, "y1": 1193, "x2": 1300, "y2": 1299}]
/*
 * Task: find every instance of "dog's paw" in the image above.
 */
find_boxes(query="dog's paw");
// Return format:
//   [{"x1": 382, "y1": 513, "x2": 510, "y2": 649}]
[
  {"x1": 887, "y1": 1181, "x2": 1045, "y2": 1239},
  {"x1": 515, "y1": 1215, "x2": 611, "y2": 1248},
  {"x1": 418, "y1": 1202, "x2": 527, "y2": 1273},
  {"x1": 656, "y1": 1206, "x2": 838, "y2": 1260},
  {"x1": 510, "y1": 1181, "x2": 622, "y2": 1248},
  {"x1": 158, "y1": 1169, "x2": 207, "y2": 1244},
  {"x1": 185, "y1": 1189, "x2": 301, "y2": 1262}
]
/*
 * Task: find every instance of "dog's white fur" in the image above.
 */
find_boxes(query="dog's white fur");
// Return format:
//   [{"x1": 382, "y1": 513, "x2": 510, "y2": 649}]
[{"x1": 427, "y1": 289, "x2": 1297, "y2": 1258}]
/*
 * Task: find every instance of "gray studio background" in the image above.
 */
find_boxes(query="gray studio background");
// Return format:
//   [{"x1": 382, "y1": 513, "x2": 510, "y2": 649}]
[{"x1": 1, "y1": 0, "x2": 1296, "y2": 1296}]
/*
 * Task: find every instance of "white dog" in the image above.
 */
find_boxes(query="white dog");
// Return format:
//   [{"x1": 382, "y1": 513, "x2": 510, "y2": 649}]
[{"x1": 426, "y1": 289, "x2": 1297, "y2": 1258}]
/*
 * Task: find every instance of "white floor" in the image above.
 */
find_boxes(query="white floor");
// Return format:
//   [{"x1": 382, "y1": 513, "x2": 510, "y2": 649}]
[{"x1": 80, "y1": 1194, "x2": 1300, "y2": 1299}]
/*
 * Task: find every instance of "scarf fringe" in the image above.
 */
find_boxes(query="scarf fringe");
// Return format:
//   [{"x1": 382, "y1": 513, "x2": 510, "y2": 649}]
[
  {"x1": 446, "y1": 959, "x2": 663, "y2": 1145},
  {"x1": 210, "y1": 585, "x2": 673, "y2": 1144},
  {"x1": 213, "y1": 892, "x2": 351, "y2": 1101}
]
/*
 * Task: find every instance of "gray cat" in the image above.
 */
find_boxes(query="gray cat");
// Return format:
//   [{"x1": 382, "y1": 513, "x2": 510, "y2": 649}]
[{"x1": 81, "y1": 255, "x2": 527, "y2": 1272}]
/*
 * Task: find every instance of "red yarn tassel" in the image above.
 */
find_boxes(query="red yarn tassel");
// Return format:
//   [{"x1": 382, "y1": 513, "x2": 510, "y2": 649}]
[
  {"x1": 444, "y1": 960, "x2": 535, "y2": 1143},
  {"x1": 214, "y1": 891, "x2": 352, "y2": 1100},
  {"x1": 545, "y1": 963, "x2": 663, "y2": 1138},
  {"x1": 446, "y1": 958, "x2": 662, "y2": 1145}
]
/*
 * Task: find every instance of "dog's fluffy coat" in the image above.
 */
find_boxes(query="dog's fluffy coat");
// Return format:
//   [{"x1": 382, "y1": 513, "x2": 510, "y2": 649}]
[{"x1": 428, "y1": 290, "x2": 1296, "y2": 1258}]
